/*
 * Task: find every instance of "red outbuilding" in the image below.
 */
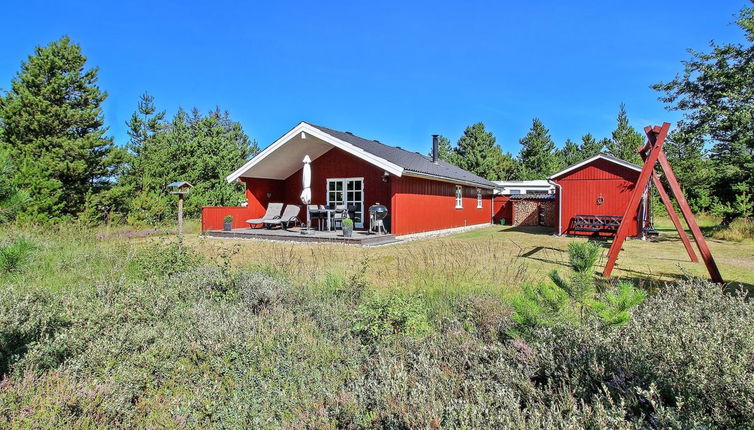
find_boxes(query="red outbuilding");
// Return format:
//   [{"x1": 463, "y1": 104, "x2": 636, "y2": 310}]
[
  {"x1": 549, "y1": 154, "x2": 650, "y2": 237},
  {"x1": 201, "y1": 122, "x2": 496, "y2": 236}
]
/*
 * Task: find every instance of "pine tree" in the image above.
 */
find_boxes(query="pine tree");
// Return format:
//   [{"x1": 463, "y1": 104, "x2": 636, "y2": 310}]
[
  {"x1": 518, "y1": 118, "x2": 559, "y2": 180},
  {"x1": 0, "y1": 36, "x2": 114, "y2": 222},
  {"x1": 653, "y1": 2, "x2": 754, "y2": 221},
  {"x1": 558, "y1": 138, "x2": 581, "y2": 167},
  {"x1": 184, "y1": 108, "x2": 258, "y2": 214},
  {"x1": 455, "y1": 123, "x2": 499, "y2": 180},
  {"x1": 124, "y1": 92, "x2": 166, "y2": 193},
  {"x1": 664, "y1": 124, "x2": 714, "y2": 212},
  {"x1": 0, "y1": 149, "x2": 27, "y2": 222},
  {"x1": 605, "y1": 103, "x2": 643, "y2": 164},
  {"x1": 579, "y1": 133, "x2": 604, "y2": 158},
  {"x1": 490, "y1": 147, "x2": 520, "y2": 181}
]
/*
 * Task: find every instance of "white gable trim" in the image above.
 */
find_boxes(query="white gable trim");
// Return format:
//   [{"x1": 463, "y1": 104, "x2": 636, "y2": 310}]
[
  {"x1": 226, "y1": 122, "x2": 405, "y2": 183},
  {"x1": 547, "y1": 154, "x2": 642, "y2": 180}
]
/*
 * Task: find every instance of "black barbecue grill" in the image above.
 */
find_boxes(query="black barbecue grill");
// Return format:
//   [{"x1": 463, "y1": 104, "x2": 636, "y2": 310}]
[{"x1": 368, "y1": 204, "x2": 388, "y2": 234}]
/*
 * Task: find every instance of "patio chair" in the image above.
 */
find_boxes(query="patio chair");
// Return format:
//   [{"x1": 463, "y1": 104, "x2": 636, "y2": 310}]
[
  {"x1": 307, "y1": 204, "x2": 324, "y2": 230},
  {"x1": 246, "y1": 202, "x2": 283, "y2": 228},
  {"x1": 264, "y1": 204, "x2": 302, "y2": 230},
  {"x1": 333, "y1": 204, "x2": 348, "y2": 229}
]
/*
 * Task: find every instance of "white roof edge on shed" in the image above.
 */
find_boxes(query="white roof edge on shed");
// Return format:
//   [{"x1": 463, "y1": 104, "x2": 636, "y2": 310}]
[
  {"x1": 226, "y1": 122, "x2": 405, "y2": 183},
  {"x1": 547, "y1": 154, "x2": 642, "y2": 180}
]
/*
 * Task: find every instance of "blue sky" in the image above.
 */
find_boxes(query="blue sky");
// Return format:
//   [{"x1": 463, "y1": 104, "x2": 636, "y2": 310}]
[{"x1": 0, "y1": 1, "x2": 748, "y2": 155}]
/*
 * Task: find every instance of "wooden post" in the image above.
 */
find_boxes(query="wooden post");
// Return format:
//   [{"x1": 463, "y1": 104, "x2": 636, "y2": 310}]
[
  {"x1": 177, "y1": 194, "x2": 184, "y2": 235},
  {"x1": 651, "y1": 174, "x2": 699, "y2": 262},
  {"x1": 637, "y1": 139, "x2": 699, "y2": 263},
  {"x1": 603, "y1": 122, "x2": 723, "y2": 284},
  {"x1": 602, "y1": 123, "x2": 669, "y2": 278},
  {"x1": 656, "y1": 151, "x2": 723, "y2": 283}
]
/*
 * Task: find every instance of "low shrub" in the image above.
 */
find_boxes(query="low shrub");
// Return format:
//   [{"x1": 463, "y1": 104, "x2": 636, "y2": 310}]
[
  {"x1": 0, "y1": 236, "x2": 34, "y2": 273},
  {"x1": 131, "y1": 237, "x2": 203, "y2": 279},
  {"x1": 531, "y1": 278, "x2": 754, "y2": 428},
  {"x1": 352, "y1": 294, "x2": 432, "y2": 343},
  {"x1": 1, "y1": 248, "x2": 751, "y2": 428},
  {"x1": 235, "y1": 271, "x2": 291, "y2": 313},
  {"x1": 0, "y1": 290, "x2": 68, "y2": 377},
  {"x1": 712, "y1": 217, "x2": 754, "y2": 242},
  {"x1": 452, "y1": 294, "x2": 512, "y2": 341}
]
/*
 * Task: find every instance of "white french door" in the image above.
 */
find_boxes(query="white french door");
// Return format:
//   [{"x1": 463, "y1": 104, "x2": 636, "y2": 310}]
[{"x1": 326, "y1": 178, "x2": 364, "y2": 228}]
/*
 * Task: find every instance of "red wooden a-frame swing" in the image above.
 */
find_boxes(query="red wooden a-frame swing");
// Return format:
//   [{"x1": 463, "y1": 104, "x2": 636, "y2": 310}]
[{"x1": 602, "y1": 122, "x2": 724, "y2": 284}]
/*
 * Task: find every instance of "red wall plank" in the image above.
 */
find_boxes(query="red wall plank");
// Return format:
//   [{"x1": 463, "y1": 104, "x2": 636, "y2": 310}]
[
  {"x1": 554, "y1": 159, "x2": 641, "y2": 236},
  {"x1": 391, "y1": 175, "x2": 492, "y2": 235},
  {"x1": 207, "y1": 146, "x2": 495, "y2": 235},
  {"x1": 281, "y1": 147, "x2": 392, "y2": 223}
]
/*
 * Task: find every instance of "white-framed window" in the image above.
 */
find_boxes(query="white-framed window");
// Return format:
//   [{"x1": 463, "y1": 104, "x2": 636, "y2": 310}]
[
  {"x1": 476, "y1": 189, "x2": 482, "y2": 208},
  {"x1": 326, "y1": 177, "x2": 364, "y2": 228},
  {"x1": 509, "y1": 189, "x2": 521, "y2": 195},
  {"x1": 455, "y1": 185, "x2": 463, "y2": 209}
]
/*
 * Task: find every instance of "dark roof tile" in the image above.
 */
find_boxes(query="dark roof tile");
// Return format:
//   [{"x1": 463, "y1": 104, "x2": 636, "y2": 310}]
[{"x1": 307, "y1": 123, "x2": 497, "y2": 188}]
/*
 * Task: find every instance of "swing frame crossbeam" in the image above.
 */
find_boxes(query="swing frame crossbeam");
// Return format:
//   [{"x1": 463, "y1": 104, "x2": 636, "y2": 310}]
[{"x1": 601, "y1": 122, "x2": 723, "y2": 284}]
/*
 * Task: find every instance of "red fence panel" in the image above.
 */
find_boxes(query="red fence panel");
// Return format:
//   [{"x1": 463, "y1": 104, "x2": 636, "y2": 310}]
[
  {"x1": 201, "y1": 206, "x2": 254, "y2": 231},
  {"x1": 493, "y1": 196, "x2": 513, "y2": 225}
]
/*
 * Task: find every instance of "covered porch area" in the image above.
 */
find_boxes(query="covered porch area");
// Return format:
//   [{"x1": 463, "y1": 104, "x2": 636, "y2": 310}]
[{"x1": 202, "y1": 122, "x2": 398, "y2": 233}]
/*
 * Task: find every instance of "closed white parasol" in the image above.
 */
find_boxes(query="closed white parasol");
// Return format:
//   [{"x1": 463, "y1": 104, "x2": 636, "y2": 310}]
[{"x1": 300, "y1": 155, "x2": 312, "y2": 232}]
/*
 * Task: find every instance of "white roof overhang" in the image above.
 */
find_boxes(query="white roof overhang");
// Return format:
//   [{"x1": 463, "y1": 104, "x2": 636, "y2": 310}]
[
  {"x1": 547, "y1": 154, "x2": 642, "y2": 180},
  {"x1": 226, "y1": 122, "x2": 404, "y2": 182}
]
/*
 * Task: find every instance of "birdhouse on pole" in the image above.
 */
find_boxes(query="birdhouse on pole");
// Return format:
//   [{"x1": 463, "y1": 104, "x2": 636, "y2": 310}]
[{"x1": 168, "y1": 181, "x2": 193, "y2": 234}]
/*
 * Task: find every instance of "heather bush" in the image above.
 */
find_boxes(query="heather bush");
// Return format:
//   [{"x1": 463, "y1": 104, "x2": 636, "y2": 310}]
[
  {"x1": 235, "y1": 270, "x2": 291, "y2": 312},
  {"x1": 452, "y1": 294, "x2": 512, "y2": 341},
  {"x1": 131, "y1": 236, "x2": 203, "y2": 279},
  {"x1": 0, "y1": 289, "x2": 68, "y2": 377},
  {"x1": 531, "y1": 278, "x2": 754, "y2": 428},
  {"x1": 352, "y1": 294, "x2": 432, "y2": 344},
  {"x1": 1, "y1": 233, "x2": 752, "y2": 429}
]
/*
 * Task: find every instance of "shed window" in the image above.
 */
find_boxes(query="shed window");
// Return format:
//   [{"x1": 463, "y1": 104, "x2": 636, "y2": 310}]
[
  {"x1": 509, "y1": 189, "x2": 521, "y2": 195},
  {"x1": 476, "y1": 189, "x2": 482, "y2": 208},
  {"x1": 455, "y1": 185, "x2": 463, "y2": 208}
]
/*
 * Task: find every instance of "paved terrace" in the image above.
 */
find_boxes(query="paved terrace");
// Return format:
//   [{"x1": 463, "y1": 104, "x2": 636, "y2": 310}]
[{"x1": 203, "y1": 226, "x2": 399, "y2": 246}]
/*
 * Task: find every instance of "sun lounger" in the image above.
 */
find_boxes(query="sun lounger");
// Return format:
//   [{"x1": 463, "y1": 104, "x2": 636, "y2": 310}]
[
  {"x1": 263, "y1": 204, "x2": 302, "y2": 230},
  {"x1": 246, "y1": 202, "x2": 283, "y2": 227}
]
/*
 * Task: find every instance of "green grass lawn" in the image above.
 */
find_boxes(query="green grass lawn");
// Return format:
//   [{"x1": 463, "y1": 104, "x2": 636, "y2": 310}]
[
  {"x1": 187, "y1": 218, "x2": 754, "y2": 296},
  {"x1": 4, "y1": 217, "x2": 750, "y2": 298}
]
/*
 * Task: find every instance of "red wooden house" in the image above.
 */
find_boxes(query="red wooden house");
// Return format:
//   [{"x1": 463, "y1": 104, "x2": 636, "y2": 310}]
[
  {"x1": 202, "y1": 122, "x2": 496, "y2": 235},
  {"x1": 548, "y1": 154, "x2": 649, "y2": 237}
]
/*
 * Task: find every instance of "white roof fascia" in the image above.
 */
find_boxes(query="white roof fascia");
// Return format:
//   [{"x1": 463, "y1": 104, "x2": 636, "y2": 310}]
[
  {"x1": 547, "y1": 154, "x2": 642, "y2": 180},
  {"x1": 226, "y1": 122, "x2": 404, "y2": 183}
]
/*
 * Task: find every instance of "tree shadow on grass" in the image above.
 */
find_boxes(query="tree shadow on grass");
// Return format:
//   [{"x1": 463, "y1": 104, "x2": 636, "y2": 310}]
[
  {"x1": 519, "y1": 246, "x2": 571, "y2": 269},
  {"x1": 497, "y1": 226, "x2": 556, "y2": 235}
]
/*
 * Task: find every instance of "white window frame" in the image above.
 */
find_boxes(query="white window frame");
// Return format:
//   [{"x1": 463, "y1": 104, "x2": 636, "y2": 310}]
[
  {"x1": 326, "y1": 177, "x2": 365, "y2": 228},
  {"x1": 455, "y1": 185, "x2": 463, "y2": 209},
  {"x1": 476, "y1": 189, "x2": 482, "y2": 208}
]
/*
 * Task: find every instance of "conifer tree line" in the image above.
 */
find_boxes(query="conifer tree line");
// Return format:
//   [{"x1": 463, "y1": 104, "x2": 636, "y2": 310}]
[
  {"x1": 2, "y1": 1, "x2": 754, "y2": 226},
  {"x1": 0, "y1": 37, "x2": 258, "y2": 224},
  {"x1": 431, "y1": 102, "x2": 643, "y2": 182}
]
